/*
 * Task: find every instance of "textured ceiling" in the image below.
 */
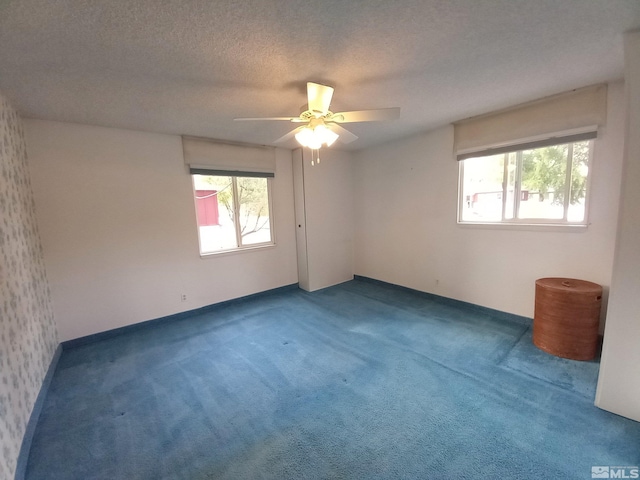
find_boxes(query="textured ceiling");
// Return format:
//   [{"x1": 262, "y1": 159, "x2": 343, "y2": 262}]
[{"x1": 1, "y1": 0, "x2": 639, "y2": 151}]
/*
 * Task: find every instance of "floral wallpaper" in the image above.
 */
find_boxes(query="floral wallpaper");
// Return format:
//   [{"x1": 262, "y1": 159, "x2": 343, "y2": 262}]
[{"x1": 0, "y1": 94, "x2": 58, "y2": 480}]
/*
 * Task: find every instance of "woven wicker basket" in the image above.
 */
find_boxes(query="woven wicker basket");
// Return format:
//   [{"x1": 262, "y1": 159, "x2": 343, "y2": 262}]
[{"x1": 533, "y1": 277, "x2": 602, "y2": 361}]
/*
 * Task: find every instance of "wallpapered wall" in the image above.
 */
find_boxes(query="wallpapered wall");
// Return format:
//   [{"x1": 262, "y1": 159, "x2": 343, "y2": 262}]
[{"x1": 0, "y1": 95, "x2": 58, "y2": 480}]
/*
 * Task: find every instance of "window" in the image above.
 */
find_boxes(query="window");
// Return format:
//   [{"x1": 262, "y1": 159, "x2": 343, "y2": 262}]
[
  {"x1": 192, "y1": 174, "x2": 274, "y2": 254},
  {"x1": 458, "y1": 139, "x2": 593, "y2": 225}
]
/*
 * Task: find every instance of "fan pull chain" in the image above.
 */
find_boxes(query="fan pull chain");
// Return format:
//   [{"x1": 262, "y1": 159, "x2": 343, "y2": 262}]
[{"x1": 311, "y1": 148, "x2": 320, "y2": 166}]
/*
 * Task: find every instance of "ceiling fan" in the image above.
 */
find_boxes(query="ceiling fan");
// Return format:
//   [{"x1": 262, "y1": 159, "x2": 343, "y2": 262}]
[{"x1": 234, "y1": 82, "x2": 400, "y2": 162}]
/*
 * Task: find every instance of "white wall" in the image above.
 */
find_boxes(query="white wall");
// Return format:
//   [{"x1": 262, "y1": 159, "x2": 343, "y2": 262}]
[
  {"x1": 353, "y1": 82, "x2": 625, "y2": 322},
  {"x1": 595, "y1": 33, "x2": 640, "y2": 422},
  {"x1": 25, "y1": 120, "x2": 298, "y2": 341},
  {"x1": 294, "y1": 148, "x2": 354, "y2": 291}
]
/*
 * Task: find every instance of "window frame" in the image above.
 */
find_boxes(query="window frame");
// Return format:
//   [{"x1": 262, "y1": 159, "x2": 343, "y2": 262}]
[
  {"x1": 457, "y1": 139, "x2": 594, "y2": 227},
  {"x1": 191, "y1": 173, "x2": 275, "y2": 256}
]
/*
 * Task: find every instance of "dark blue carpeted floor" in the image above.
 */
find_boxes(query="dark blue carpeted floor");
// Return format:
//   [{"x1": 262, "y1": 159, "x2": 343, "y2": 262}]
[{"x1": 26, "y1": 279, "x2": 640, "y2": 479}]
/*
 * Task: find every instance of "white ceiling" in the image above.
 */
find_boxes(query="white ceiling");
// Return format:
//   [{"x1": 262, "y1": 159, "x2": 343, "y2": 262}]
[{"x1": 1, "y1": 0, "x2": 639, "y2": 151}]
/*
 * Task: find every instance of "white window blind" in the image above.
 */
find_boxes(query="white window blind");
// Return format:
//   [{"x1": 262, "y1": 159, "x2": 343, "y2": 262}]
[
  {"x1": 182, "y1": 136, "x2": 276, "y2": 177},
  {"x1": 453, "y1": 84, "x2": 607, "y2": 160}
]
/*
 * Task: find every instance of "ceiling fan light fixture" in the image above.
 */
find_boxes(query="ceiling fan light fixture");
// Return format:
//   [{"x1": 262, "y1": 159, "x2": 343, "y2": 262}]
[
  {"x1": 235, "y1": 82, "x2": 399, "y2": 158},
  {"x1": 295, "y1": 124, "x2": 339, "y2": 149},
  {"x1": 316, "y1": 124, "x2": 339, "y2": 147}
]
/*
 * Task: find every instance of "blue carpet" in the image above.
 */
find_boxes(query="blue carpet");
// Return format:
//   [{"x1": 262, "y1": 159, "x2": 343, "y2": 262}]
[
  {"x1": 500, "y1": 329, "x2": 601, "y2": 400},
  {"x1": 26, "y1": 279, "x2": 640, "y2": 479}
]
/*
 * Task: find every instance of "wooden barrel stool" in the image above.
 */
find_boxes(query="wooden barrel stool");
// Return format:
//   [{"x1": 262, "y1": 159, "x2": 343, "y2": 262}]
[{"x1": 533, "y1": 278, "x2": 602, "y2": 361}]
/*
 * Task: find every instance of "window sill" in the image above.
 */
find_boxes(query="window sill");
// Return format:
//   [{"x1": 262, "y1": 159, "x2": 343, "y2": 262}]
[
  {"x1": 199, "y1": 243, "x2": 276, "y2": 259},
  {"x1": 457, "y1": 221, "x2": 589, "y2": 232}
]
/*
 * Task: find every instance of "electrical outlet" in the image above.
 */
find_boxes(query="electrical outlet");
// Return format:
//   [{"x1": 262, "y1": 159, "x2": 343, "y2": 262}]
[{"x1": 181, "y1": 294, "x2": 187, "y2": 302}]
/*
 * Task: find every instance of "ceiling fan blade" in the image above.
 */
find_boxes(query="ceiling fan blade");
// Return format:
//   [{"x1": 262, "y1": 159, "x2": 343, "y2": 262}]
[
  {"x1": 234, "y1": 116, "x2": 300, "y2": 121},
  {"x1": 331, "y1": 107, "x2": 400, "y2": 123},
  {"x1": 307, "y1": 82, "x2": 334, "y2": 116},
  {"x1": 274, "y1": 126, "x2": 305, "y2": 144},
  {"x1": 329, "y1": 124, "x2": 359, "y2": 144}
]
